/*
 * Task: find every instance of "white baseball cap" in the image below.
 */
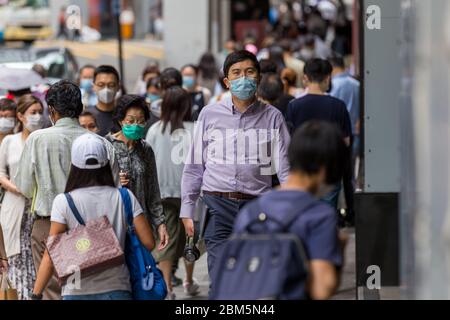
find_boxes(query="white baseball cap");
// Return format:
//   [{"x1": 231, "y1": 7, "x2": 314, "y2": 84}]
[{"x1": 71, "y1": 133, "x2": 109, "y2": 169}]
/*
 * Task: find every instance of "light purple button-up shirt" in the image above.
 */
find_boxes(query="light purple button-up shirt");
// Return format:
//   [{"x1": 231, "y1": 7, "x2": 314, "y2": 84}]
[{"x1": 180, "y1": 97, "x2": 291, "y2": 219}]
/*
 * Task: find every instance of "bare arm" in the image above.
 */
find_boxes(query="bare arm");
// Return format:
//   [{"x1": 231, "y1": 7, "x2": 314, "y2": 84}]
[
  {"x1": 0, "y1": 226, "x2": 8, "y2": 272},
  {"x1": 0, "y1": 177, "x2": 21, "y2": 195},
  {"x1": 134, "y1": 214, "x2": 156, "y2": 252},
  {"x1": 0, "y1": 138, "x2": 21, "y2": 195},
  {"x1": 33, "y1": 222, "x2": 67, "y2": 296},
  {"x1": 307, "y1": 260, "x2": 339, "y2": 300}
]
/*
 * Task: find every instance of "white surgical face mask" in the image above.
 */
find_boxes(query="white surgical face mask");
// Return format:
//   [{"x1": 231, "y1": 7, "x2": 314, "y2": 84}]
[
  {"x1": 0, "y1": 117, "x2": 16, "y2": 134},
  {"x1": 25, "y1": 114, "x2": 44, "y2": 132},
  {"x1": 97, "y1": 88, "x2": 116, "y2": 104}
]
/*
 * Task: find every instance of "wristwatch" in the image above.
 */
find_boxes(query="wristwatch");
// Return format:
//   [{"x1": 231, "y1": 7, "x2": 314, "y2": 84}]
[{"x1": 31, "y1": 293, "x2": 43, "y2": 300}]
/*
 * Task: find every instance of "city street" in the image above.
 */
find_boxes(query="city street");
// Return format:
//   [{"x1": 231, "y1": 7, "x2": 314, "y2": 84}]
[
  {"x1": 1, "y1": 0, "x2": 428, "y2": 306},
  {"x1": 33, "y1": 39, "x2": 165, "y2": 92},
  {"x1": 173, "y1": 229, "x2": 356, "y2": 300}
]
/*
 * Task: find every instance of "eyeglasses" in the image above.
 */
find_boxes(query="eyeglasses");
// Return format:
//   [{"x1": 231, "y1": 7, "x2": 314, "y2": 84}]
[
  {"x1": 228, "y1": 67, "x2": 258, "y2": 80},
  {"x1": 123, "y1": 116, "x2": 146, "y2": 126}
]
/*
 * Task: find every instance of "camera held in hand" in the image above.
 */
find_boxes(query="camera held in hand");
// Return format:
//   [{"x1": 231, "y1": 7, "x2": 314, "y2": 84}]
[{"x1": 183, "y1": 236, "x2": 200, "y2": 263}]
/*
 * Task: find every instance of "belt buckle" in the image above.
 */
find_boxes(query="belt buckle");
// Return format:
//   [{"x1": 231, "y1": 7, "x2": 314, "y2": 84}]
[{"x1": 229, "y1": 193, "x2": 240, "y2": 200}]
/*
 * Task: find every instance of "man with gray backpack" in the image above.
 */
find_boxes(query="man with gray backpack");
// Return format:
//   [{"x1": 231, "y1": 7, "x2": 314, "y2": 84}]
[{"x1": 211, "y1": 121, "x2": 346, "y2": 300}]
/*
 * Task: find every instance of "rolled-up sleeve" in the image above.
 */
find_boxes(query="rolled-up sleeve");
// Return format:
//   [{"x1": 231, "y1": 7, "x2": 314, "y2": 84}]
[
  {"x1": 14, "y1": 135, "x2": 36, "y2": 199},
  {"x1": 180, "y1": 117, "x2": 206, "y2": 219},
  {"x1": 274, "y1": 113, "x2": 291, "y2": 184}
]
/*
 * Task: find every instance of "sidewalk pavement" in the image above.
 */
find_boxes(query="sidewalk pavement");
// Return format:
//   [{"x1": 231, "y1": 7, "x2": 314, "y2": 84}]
[{"x1": 172, "y1": 228, "x2": 356, "y2": 300}]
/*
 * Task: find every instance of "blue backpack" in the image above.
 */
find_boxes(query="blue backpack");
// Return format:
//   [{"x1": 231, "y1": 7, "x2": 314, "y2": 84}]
[
  {"x1": 119, "y1": 188, "x2": 167, "y2": 300},
  {"x1": 210, "y1": 197, "x2": 312, "y2": 300}
]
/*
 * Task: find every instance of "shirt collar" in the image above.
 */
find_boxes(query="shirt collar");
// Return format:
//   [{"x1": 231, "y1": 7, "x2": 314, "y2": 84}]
[
  {"x1": 54, "y1": 117, "x2": 82, "y2": 128},
  {"x1": 333, "y1": 71, "x2": 350, "y2": 79},
  {"x1": 224, "y1": 96, "x2": 261, "y2": 115}
]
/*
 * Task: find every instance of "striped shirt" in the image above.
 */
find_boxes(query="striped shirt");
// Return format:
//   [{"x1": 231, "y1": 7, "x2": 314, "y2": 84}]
[
  {"x1": 180, "y1": 97, "x2": 291, "y2": 219},
  {"x1": 14, "y1": 118, "x2": 119, "y2": 217}
]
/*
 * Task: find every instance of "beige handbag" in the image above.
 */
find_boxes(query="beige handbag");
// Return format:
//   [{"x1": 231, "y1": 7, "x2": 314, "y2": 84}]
[
  {"x1": 46, "y1": 194, "x2": 125, "y2": 285},
  {"x1": 0, "y1": 272, "x2": 18, "y2": 300}
]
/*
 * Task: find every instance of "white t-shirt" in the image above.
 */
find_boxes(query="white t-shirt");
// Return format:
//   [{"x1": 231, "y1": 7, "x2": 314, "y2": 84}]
[{"x1": 51, "y1": 186, "x2": 143, "y2": 296}]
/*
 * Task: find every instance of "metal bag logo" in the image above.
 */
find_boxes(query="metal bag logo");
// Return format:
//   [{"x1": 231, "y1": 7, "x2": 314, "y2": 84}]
[{"x1": 76, "y1": 238, "x2": 91, "y2": 253}]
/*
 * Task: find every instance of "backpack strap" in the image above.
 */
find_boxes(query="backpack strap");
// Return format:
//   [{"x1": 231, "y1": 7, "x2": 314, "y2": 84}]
[
  {"x1": 64, "y1": 193, "x2": 85, "y2": 226},
  {"x1": 119, "y1": 187, "x2": 133, "y2": 228},
  {"x1": 245, "y1": 196, "x2": 316, "y2": 233}
]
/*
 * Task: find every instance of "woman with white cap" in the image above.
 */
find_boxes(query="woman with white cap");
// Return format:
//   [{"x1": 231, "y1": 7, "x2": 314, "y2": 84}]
[
  {"x1": 31, "y1": 133, "x2": 155, "y2": 300},
  {"x1": 0, "y1": 94, "x2": 44, "y2": 300}
]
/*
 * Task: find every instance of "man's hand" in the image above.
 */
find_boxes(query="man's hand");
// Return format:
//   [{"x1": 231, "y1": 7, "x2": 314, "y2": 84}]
[
  {"x1": 182, "y1": 218, "x2": 194, "y2": 237},
  {"x1": 157, "y1": 224, "x2": 169, "y2": 251}
]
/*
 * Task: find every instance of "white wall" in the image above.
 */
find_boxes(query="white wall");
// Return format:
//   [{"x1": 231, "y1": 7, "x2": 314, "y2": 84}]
[{"x1": 163, "y1": 0, "x2": 209, "y2": 68}]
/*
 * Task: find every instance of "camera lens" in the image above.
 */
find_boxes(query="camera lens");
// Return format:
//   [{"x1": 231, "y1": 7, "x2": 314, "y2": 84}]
[{"x1": 185, "y1": 251, "x2": 196, "y2": 263}]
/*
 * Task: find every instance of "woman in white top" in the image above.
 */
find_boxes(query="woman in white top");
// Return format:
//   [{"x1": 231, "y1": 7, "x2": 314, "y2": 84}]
[
  {"x1": 32, "y1": 133, "x2": 155, "y2": 300},
  {"x1": 146, "y1": 86, "x2": 198, "y2": 299},
  {"x1": 0, "y1": 95, "x2": 44, "y2": 300}
]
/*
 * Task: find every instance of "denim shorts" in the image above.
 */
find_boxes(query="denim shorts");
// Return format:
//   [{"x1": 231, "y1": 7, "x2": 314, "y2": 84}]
[{"x1": 63, "y1": 290, "x2": 132, "y2": 300}]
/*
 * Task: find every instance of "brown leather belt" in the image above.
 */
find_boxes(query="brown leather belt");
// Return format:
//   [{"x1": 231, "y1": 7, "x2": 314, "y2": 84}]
[
  {"x1": 203, "y1": 191, "x2": 257, "y2": 200},
  {"x1": 34, "y1": 215, "x2": 50, "y2": 220}
]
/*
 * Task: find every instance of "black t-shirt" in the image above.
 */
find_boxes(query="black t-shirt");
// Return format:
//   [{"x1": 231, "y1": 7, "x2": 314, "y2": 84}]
[
  {"x1": 87, "y1": 105, "x2": 121, "y2": 137},
  {"x1": 286, "y1": 94, "x2": 352, "y2": 138},
  {"x1": 273, "y1": 93, "x2": 295, "y2": 118},
  {"x1": 191, "y1": 91, "x2": 206, "y2": 121}
]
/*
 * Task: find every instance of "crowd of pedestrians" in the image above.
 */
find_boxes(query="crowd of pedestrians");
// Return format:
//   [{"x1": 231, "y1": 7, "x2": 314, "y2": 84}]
[{"x1": 0, "y1": 1, "x2": 359, "y2": 300}]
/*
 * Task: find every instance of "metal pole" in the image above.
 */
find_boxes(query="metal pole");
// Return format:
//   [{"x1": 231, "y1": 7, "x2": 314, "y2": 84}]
[{"x1": 113, "y1": 0, "x2": 125, "y2": 83}]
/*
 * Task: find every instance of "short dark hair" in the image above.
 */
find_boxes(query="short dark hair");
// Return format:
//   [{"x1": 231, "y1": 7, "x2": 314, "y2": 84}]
[
  {"x1": 259, "y1": 59, "x2": 278, "y2": 74},
  {"x1": 258, "y1": 73, "x2": 284, "y2": 104},
  {"x1": 146, "y1": 76, "x2": 161, "y2": 90},
  {"x1": 223, "y1": 50, "x2": 260, "y2": 77},
  {"x1": 288, "y1": 121, "x2": 346, "y2": 184},
  {"x1": 45, "y1": 80, "x2": 83, "y2": 118},
  {"x1": 79, "y1": 64, "x2": 96, "y2": 75},
  {"x1": 181, "y1": 64, "x2": 198, "y2": 75},
  {"x1": 0, "y1": 98, "x2": 17, "y2": 112},
  {"x1": 142, "y1": 64, "x2": 160, "y2": 79},
  {"x1": 160, "y1": 86, "x2": 192, "y2": 134},
  {"x1": 160, "y1": 68, "x2": 182, "y2": 90},
  {"x1": 79, "y1": 110, "x2": 97, "y2": 122},
  {"x1": 279, "y1": 38, "x2": 292, "y2": 52},
  {"x1": 94, "y1": 65, "x2": 120, "y2": 83},
  {"x1": 113, "y1": 94, "x2": 150, "y2": 126},
  {"x1": 304, "y1": 58, "x2": 333, "y2": 83},
  {"x1": 65, "y1": 164, "x2": 115, "y2": 193},
  {"x1": 329, "y1": 55, "x2": 345, "y2": 69}
]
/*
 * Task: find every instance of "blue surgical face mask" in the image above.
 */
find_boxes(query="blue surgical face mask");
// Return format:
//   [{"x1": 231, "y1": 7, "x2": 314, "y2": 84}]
[
  {"x1": 229, "y1": 77, "x2": 257, "y2": 101},
  {"x1": 183, "y1": 76, "x2": 195, "y2": 89},
  {"x1": 80, "y1": 78, "x2": 94, "y2": 92},
  {"x1": 146, "y1": 93, "x2": 160, "y2": 103}
]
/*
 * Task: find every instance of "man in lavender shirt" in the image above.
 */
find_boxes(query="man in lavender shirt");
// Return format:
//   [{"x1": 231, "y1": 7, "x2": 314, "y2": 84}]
[{"x1": 180, "y1": 51, "x2": 291, "y2": 294}]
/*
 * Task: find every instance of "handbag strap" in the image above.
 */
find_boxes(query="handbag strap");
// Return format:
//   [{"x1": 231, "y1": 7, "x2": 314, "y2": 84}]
[
  {"x1": 119, "y1": 188, "x2": 133, "y2": 228},
  {"x1": 64, "y1": 193, "x2": 85, "y2": 226},
  {"x1": 119, "y1": 188, "x2": 152, "y2": 276}
]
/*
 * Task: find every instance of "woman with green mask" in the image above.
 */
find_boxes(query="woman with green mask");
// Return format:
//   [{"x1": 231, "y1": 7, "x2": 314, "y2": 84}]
[{"x1": 106, "y1": 95, "x2": 169, "y2": 254}]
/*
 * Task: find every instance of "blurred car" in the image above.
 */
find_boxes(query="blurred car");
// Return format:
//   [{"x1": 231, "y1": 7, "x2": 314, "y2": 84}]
[
  {"x1": 0, "y1": 46, "x2": 79, "y2": 84},
  {"x1": 0, "y1": 0, "x2": 52, "y2": 43}
]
